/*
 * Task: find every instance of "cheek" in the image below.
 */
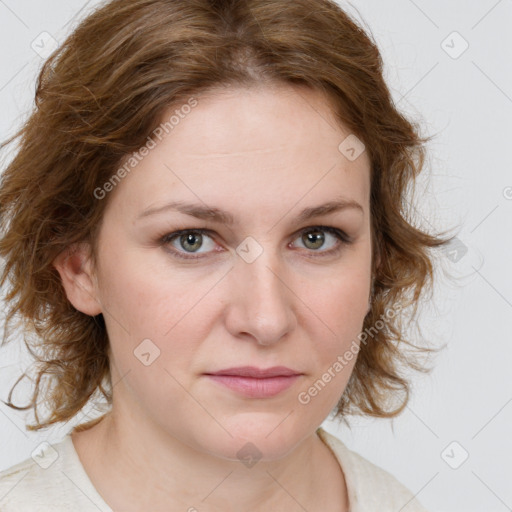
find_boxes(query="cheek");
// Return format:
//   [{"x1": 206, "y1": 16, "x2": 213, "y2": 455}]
[
  {"x1": 296, "y1": 278, "x2": 366, "y2": 410},
  {"x1": 97, "y1": 252, "x2": 222, "y2": 382},
  {"x1": 99, "y1": 263, "x2": 210, "y2": 414},
  {"x1": 96, "y1": 240, "x2": 202, "y2": 332},
  {"x1": 296, "y1": 274, "x2": 368, "y2": 406},
  {"x1": 304, "y1": 272, "x2": 370, "y2": 343}
]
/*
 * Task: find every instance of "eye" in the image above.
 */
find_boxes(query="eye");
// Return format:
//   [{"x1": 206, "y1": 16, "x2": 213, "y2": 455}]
[
  {"x1": 161, "y1": 229, "x2": 218, "y2": 260},
  {"x1": 159, "y1": 226, "x2": 352, "y2": 261},
  {"x1": 290, "y1": 226, "x2": 352, "y2": 258}
]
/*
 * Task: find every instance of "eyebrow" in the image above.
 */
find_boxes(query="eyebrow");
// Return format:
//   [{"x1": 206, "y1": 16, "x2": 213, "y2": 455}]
[{"x1": 137, "y1": 197, "x2": 364, "y2": 224}]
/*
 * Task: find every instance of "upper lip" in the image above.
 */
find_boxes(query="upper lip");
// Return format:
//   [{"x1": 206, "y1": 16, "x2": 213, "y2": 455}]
[{"x1": 205, "y1": 366, "x2": 302, "y2": 378}]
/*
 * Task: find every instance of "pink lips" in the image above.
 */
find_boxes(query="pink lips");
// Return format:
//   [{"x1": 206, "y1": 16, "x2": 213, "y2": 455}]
[{"x1": 204, "y1": 366, "x2": 302, "y2": 398}]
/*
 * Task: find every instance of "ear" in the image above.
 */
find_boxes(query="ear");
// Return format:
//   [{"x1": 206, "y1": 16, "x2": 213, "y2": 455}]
[
  {"x1": 52, "y1": 242, "x2": 102, "y2": 316},
  {"x1": 374, "y1": 250, "x2": 381, "y2": 271},
  {"x1": 368, "y1": 249, "x2": 381, "y2": 314},
  {"x1": 372, "y1": 231, "x2": 382, "y2": 272}
]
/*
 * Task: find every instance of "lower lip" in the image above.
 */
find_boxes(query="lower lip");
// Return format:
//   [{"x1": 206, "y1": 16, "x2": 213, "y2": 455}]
[{"x1": 205, "y1": 374, "x2": 301, "y2": 398}]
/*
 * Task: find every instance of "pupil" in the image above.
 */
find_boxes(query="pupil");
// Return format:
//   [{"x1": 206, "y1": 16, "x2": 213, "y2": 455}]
[
  {"x1": 182, "y1": 233, "x2": 201, "y2": 251},
  {"x1": 305, "y1": 230, "x2": 324, "y2": 249}
]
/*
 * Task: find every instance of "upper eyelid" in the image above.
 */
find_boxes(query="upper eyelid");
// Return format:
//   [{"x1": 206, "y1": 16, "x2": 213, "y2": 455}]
[{"x1": 164, "y1": 225, "x2": 345, "y2": 238}]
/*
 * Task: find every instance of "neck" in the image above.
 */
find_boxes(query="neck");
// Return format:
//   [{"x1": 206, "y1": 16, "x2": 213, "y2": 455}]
[{"x1": 71, "y1": 411, "x2": 348, "y2": 512}]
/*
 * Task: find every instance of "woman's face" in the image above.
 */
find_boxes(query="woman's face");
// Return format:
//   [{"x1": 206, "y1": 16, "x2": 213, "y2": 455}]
[{"x1": 84, "y1": 84, "x2": 373, "y2": 460}]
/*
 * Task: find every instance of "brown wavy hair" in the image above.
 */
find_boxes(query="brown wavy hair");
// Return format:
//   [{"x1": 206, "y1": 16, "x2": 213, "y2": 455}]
[{"x1": 0, "y1": 0, "x2": 456, "y2": 432}]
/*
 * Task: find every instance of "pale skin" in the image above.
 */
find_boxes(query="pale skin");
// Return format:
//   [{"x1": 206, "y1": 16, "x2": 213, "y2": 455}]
[{"x1": 53, "y1": 83, "x2": 377, "y2": 512}]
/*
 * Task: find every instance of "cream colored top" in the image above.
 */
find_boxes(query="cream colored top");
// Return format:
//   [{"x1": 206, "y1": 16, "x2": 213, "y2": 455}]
[{"x1": 0, "y1": 427, "x2": 429, "y2": 511}]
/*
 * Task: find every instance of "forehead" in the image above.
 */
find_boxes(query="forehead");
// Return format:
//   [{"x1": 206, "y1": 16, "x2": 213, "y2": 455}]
[
  {"x1": 160, "y1": 83, "x2": 361, "y2": 160},
  {"x1": 107, "y1": 84, "x2": 371, "y2": 222}
]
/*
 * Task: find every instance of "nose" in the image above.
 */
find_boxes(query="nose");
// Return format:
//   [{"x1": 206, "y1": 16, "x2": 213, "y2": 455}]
[{"x1": 223, "y1": 248, "x2": 297, "y2": 346}]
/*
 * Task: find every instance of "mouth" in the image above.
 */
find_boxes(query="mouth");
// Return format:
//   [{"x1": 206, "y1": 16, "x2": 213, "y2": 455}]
[{"x1": 203, "y1": 366, "x2": 303, "y2": 398}]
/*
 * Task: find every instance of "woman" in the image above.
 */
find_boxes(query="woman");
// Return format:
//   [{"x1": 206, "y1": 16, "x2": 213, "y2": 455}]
[{"x1": 0, "y1": 0, "x2": 454, "y2": 510}]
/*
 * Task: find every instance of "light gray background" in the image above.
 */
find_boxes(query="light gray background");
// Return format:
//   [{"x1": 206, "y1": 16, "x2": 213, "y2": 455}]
[{"x1": 0, "y1": 1, "x2": 511, "y2": 511}]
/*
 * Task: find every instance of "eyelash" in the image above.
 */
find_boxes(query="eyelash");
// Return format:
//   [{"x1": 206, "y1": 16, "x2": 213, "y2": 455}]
[{"x1": 158, "y1": 226, "x2": 353, "y2": 261}]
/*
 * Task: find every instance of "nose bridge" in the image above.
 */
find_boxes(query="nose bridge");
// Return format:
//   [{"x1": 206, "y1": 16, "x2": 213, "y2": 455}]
[{"x1": 227, "y1": 241, "x2": 296, "y2": 344}]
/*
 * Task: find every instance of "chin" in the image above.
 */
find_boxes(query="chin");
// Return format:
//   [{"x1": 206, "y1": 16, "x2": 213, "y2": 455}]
[{"x1": 198, "y1": 415, "x2": 308, "y2": 463}]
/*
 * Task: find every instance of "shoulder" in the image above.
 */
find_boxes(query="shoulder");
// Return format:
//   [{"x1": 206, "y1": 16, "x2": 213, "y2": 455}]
[
  {"x1": 317, "y1": 427, "x2": 430, "y2": 512},
  {"x1": 0, "y1": 436, "x2": 111, "y2": 512},
  {"x1": 0, "y1": 442, "x2": 56, "y2": 511}
]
